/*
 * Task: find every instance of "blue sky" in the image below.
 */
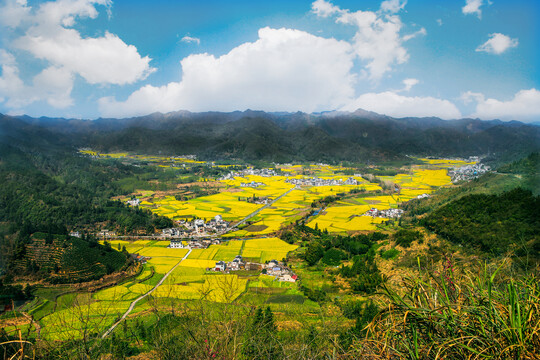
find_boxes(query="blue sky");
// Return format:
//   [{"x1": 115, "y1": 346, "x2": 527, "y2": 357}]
[{"x1": 0, "y1": 0, "x2": 538, "y2": 121}]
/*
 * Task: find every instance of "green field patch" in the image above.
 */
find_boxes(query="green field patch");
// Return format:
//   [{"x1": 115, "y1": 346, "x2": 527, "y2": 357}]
[
  {"x1": 139, "y1": 272, "x2": 165, "y2": 287},
  {"x1": 266, "y1": 294, "x2": 305, "y2": 304},
  {"x1": 213, "y1": 249, "x2": 239, "y2": 261},
  {"x1": 248, "y1": 287, "x2": 287, "y2": 295},
  {"x1": 244, "y1": 224, "x2": 268, "y2": 232}
]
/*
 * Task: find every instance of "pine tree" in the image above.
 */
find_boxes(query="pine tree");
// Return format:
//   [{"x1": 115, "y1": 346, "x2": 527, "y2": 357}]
[{"x1": 241, "y1": 306, "x2": 282, "y2": 360}]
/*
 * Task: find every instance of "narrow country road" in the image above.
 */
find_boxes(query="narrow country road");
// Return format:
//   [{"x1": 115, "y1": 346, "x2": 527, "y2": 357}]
[
  {"x1": 234, "y1": 186, "x2": 297, "y2": 228},
  {"x1": 101, "y1": 248, "x2": 193, "y2": 339}
]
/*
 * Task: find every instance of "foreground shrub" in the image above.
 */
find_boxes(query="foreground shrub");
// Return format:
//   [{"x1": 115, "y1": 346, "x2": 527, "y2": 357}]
[{"x1": 354, "y1": 261, "x2": 540, "y2": 359}]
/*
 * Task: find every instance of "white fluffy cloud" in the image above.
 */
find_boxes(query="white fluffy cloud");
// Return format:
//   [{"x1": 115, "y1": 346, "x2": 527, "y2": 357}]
[
  {"x1": 0, "y1": 0, "x2": 31, "y2": 28},
  {"x1": 476, "y1": 33, "x2": 518, "y2": 55},
  {"x1": 462, "y1": 0, "x2": 485, "y2": 19},
  {"x1": 180, "y1": 35, "x2": 200, "y2": 45},
  {"x1": 0, "y1": 50, "x2": 25, "y2": 107},
  {"x1": 401, "y1": 78, "x2": 419, "y2": 92},
  {"x1": 312, "y1": 0, "x2": 424, "y2": 81},
  {"x1": 15, "y1": 30, "x2": 154, "y2": 85},
  {"x1": 0, "y1": 0, "x2": 154, "y2": 111},
  {"x1": 32, "y1": 66, "x2": 74, "y2": 108},
  {"x1": 464, "y1": 89, "x2": 540, "y2": 122},
  {"x1": 380, "y1": 0, "x2": 407, "y2": 14},
  {"x1": 0, "y1": 49, "x2": 74, "y2": 109},
  {"x1": 99, "y1": 27, "x2": 356, "y2": 117},
  {"x1": 11, "y1": 0, "x2": 154, "y2": 85},
  {"x1": 311, "y1": 0, "x2": 341, "y2": 17},
  {"x1": 342, "y1": 91, "x2": 462, "y2": 119}
]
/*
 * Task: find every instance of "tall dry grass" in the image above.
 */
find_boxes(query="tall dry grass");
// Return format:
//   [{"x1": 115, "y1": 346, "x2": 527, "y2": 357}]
[{"x1": 352, "y1": 260, "x2": 540, "y2": 359}]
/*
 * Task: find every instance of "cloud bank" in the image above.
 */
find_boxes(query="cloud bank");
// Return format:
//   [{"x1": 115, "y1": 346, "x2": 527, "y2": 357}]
[
  {"x1": 464, "y1": 89, "x2": 540, "y2": 122},
  {"x1": 342, "y1": 91, "x2": 462, "y2": 119},
  {"x1": 99, "y1": 27, "x2": 356, "y2": 117}
]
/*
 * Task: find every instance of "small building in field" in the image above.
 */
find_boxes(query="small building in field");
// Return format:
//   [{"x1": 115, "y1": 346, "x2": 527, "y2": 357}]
[
  {"x1": 215, "y1": 261, "x2": 227, "y2": 272},
  {"x1": 278, "y1": 274, "x2": 298, "y2": 282},
  {"x1": 127, "y1": 198, "x2": 140, "y2": 207},
  {"x1": 168, "y1": 240, "x2": 185, "y2": 249}
]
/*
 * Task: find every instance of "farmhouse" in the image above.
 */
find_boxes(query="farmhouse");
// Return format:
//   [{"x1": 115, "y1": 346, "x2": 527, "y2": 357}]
[
  {"x1": 162, "y1": 228, "x2": 183, "y2": 238},
  {"x1": 168, "y1": 240, "x2": 185, "y2": 249},
  {"x1": 228, "y1": 255, "x2": 245, "y2": 271},
  {"x1": 126, "y1": 198, "x2": 140, "y2": 207},
  {"x1": 97, "y1": 229, "x2": 116, "y2": 238},
  {"x1": 215, "y1": 261, "x2": 227, "y2": 272},
  {"x1": 278, "y1": 274, "x2": 298, "y2": 282}
]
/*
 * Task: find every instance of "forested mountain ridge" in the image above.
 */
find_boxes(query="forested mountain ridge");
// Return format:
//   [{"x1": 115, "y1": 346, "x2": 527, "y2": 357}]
[
  {"x1": 2, "y1": 110, "x2": 539, "y2": 163},
  {"x1": 0, "y1": 117, "x2": 174, "y2": 280}
]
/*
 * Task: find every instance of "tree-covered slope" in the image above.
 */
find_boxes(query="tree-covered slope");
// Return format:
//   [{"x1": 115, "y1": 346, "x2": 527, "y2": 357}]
[
  {"x1": 422, "y1": 188, "x2": 540, "y2": 257},
  {"x1": 8, "y1": 233, "x2": 127, "y2": 284}
]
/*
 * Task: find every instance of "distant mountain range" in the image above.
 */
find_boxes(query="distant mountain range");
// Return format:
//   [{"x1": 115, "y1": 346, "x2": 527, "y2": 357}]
[{"x1": 1, "y1": 109, "x2": 539, "y2": 163}]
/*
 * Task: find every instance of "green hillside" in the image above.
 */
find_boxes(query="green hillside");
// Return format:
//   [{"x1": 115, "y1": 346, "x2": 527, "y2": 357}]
[
  {"x1": 422, "y1": 188, "x2": 540, "y2": 259},
  {"x1": 9, "y1": 233, "x2": 127, "y2": 284}
]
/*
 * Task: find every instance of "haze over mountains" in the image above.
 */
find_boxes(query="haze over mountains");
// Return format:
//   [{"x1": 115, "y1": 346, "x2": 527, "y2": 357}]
[{"x1": 1, "y1": 109, "x2": 539, "y2": 163}]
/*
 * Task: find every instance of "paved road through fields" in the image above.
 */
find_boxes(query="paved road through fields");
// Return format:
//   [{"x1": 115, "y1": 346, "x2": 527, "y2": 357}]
[
  {"x1": 101, "y1": 248, "x2": 192, "y2": 339},
  {"x1": 234, "y1": 186, "x2": 297, "y2": 228}
]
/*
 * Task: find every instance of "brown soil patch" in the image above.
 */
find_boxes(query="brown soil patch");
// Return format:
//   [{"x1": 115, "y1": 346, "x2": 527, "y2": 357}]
[
  {"x1": 248, "y1": 287, "x2": 286, "y2": 295},
  {"x1": 177, "y1": 181, "x2": 223, "y2": 189},
  {"x1": 243, "y1": 224, "x2": 268, "y2": 232},
  {"x1": 276, "y1": 320, "x2": 303, "y2": 331},
  {"x1": 0, "y1": 316, "x2": 31, "y2": 328},
  {"x1": 223, "y1": 188, "x2": 243, "y2": 193}
]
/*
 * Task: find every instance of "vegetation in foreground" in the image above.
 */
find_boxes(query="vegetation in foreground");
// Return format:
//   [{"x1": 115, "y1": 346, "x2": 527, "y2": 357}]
[
  {"x1": 1, "y1": 260, "x2": 537, "y2": 359},
  {"x1": 0, "y1": 116, "x2": 539, "y2": 359}
]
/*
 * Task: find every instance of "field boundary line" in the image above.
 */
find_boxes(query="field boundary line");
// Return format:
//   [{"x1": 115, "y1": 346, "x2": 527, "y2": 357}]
[
  {"x1": 101, "y1": 248, "x2": 192, "y2": 339},
  {"x1": 234, "y1": 186, "x2": 297, "y2": 228}
]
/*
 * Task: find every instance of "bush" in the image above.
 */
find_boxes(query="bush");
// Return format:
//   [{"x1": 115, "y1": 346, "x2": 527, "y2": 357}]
[
  {"x1": 322, "y1": 248, "x2": 347, "y2": 266},
  {"x1": 393, "y1": 229, "x2": 422, "y2": 248},
  {"x1": 381, "y1": 248, "x2": 400, "y2": 260}
]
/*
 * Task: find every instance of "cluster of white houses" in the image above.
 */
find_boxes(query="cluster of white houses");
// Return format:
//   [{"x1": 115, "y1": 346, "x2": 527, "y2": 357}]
[
  {"x1": 286, "y1": 177, "x2": 358, "y2": 187},
  {"x1": 162, "y1": 215, "x2": 231, "y2": 238},
  {"x1": 219, "y1": 168, "x2": 279, "y2": 180},
  {"x1": 212, "y1": 257, "x2": 298, "y2": 282},
  {"x1": 126, "y1": 198, "x2": 141, "y2": 207},
  {"x1": 449, "y1": 163, "x2": 490, "y2": 183},
  {"x1": 240, "y1": 181, "x2": 266, "y2": 188},
  {"x1": 363, "y1": 207, "x2": 404, "y2": 218},
  {"x1": 167, "y1": 238, "x2": 221, "y2": 249}
]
